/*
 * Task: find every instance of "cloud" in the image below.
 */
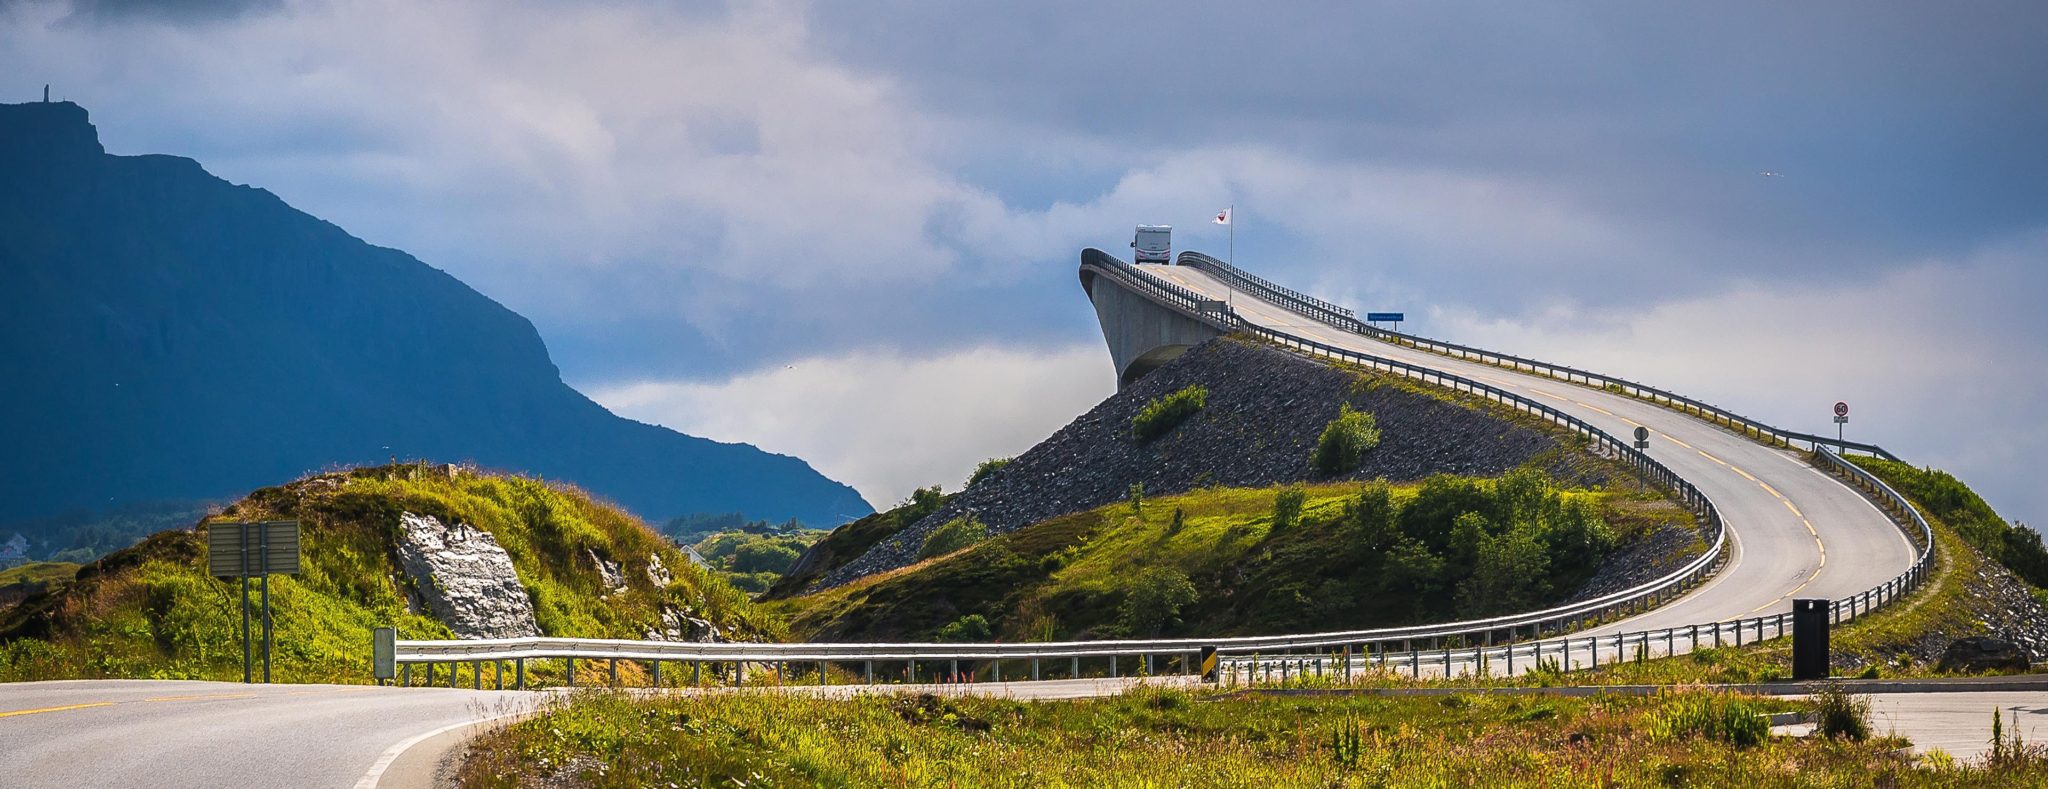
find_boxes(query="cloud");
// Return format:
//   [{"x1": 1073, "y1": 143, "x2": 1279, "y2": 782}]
[
  {"x1": 1431, "y1": 229, "x2": 2048, "y2": 527},
  {"x1": 588, "y1": 343, "x2": 1114, "y2": 507}
]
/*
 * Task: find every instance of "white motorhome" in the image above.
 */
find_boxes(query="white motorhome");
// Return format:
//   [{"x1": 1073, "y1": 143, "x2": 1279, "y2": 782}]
[{"x1": 1131, "y1": 225, "x2": 1171, "y2": 264}]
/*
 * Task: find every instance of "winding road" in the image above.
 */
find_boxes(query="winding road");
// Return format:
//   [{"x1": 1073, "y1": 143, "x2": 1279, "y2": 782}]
[{"x1": 1142, "y1": 262, "x2": 1921, "y2": 636}]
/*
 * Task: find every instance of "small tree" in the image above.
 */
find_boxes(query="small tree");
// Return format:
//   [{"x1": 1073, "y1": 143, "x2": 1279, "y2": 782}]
[
  {"x1": 1311, "y1": 404, "x2": 1381, "y2": 475},
  {"x1": 1129, "y1": 482, "x2": 1145, "y2": 518},
  {"x1": 1272, "y1": 485, "x2": 1307, "y2": 531},
  {"x1": 1118, "y1": 566, "x2": 1200, "y2": 636}
]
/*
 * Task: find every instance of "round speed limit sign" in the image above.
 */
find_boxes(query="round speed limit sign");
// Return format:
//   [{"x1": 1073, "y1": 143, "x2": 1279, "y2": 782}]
[{"x1": 1834, "y1": 401, "x2": 1849, "y2": 418}]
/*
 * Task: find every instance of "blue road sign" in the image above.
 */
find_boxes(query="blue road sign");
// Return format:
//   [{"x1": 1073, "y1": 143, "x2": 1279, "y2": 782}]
[{"x1": 1366, "y1": 312, "x2": 1405, "y2": 322}]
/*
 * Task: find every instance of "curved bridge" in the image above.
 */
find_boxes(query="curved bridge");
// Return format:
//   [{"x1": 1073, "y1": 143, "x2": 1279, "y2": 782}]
[
  {"x1": 1087, "y1": 248, "x2": 1922, "y2": 641},
  {"x1": 376, "y1": 248, "x2": 1933, "y2": 684}
]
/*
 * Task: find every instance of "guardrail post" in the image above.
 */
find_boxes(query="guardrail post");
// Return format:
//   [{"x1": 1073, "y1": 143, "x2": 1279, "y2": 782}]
[
  {"x1": 516, "y1": 658, "x2": 525, "y2": 690},
  {"x1": 495, "y1": 660, "x2": 503, "y2": 690},
  {"x1": 401, "y1": 663, "x2": 411, "y2": 687},
  {"x1": 992, "y1": 660, "x2": 1001, "y2": 682},
  {"x1": 474, "y1": 661, "x2": 482, "y2": 690},
  {"x1": 564, "y1": 657, "x2": 574, "y2": 687},
  {"x1": 450, "y1": 662, "x2": 457, "y2": 688},
  {"x1": 864, "y1": 660, "x2": 874, "y2": 684},
  {"x1": 426, "y1": 662, "x2": 435, "y2": 686},
  {"x1": 1031, "y1": 658, "x2": 1039, "y2": 682},
  {"x1": 607, "y1": 659, "x2": 618, "y2": 687},
  {"x1": 1071, "y1": 656, "x2": 1080, "y2": 679},
  {"x1": 651, "y1": 660, "x2": 661, "y2": 688}
]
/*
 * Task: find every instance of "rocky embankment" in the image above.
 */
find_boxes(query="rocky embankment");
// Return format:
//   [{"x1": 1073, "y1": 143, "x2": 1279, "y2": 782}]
[{"x1": 814, "y1": 337, "x2": 1572, "y2": 590}]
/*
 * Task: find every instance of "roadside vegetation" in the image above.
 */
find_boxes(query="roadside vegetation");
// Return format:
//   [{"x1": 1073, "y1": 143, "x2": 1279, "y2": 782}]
[
  {"x1": 1130, "y1": 384, "x2": 1207, "y2": 441},
  {"x1": 457, "y1": 685, "x2": 2047, "y2": 787},
  {"x1": 768, "y1": 464, "x2": 1692, "y2": 643},
  {"x1": 0, "y1": 463, "x2": 770, "y2": 684}
]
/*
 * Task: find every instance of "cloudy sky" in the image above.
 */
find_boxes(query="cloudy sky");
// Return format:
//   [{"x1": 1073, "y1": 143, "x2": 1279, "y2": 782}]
[{"x1": 6, "y1": 0, "x2": 2044, "y2": 527}]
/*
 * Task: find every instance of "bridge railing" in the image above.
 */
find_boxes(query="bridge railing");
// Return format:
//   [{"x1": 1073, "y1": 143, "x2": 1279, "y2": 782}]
[
  {"x1": 380, "y1": 253, "x2": 1936, "y2": 689},
  {"x1": 1173, "y1": 251, "x2": 1900, "y2": 461}
]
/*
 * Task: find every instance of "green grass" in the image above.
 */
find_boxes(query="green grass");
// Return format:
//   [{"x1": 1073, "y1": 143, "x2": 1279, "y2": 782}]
[
  {"x1": 0, "y1": 562, "x2": 78, "y2": 587},
  {"x1": 456, "y1": 686, "x2": 2045, "y2": 786},
  {"x1": 1131, "y1": 384, "x2": 1207, "y2": 441},
  {"x1": 0, "y1": 463, "x2": 769, "y2": 685},
  {"x1": 769, "y1": 466, "x2": 1693, "y2": 644}
]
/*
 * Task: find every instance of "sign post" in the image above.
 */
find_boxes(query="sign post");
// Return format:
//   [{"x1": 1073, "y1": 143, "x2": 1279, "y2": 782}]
[
  {"x1": 208, "y1": 521, "x2": 300, "y2": 683},
  {"x1": 1833, "y1": 401, "x2": 1850, "y2": 451}
]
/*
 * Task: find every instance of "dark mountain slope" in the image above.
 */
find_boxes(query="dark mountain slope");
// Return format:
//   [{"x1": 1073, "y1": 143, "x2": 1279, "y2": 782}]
[{"x1": 0, "y1": 101, "x2": 871, "y2": 538}]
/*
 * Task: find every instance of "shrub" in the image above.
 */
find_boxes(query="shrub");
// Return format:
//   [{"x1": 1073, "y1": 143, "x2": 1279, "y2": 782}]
[
  {"x1": 730, "y1": 541, "x2": 802, "y2": 575},
  {"x1": 917, "y1": 517, "x2": 988, "y2": 560},
  {"x1": 966, "y1": 458, "x2": 1012, "y2": 489},
  {"x1": 934, "y1": 614, "x2": 993, "y2": 642},
  {"x1": 1118, "y1": 566, "x2": 1199, "y2": 636},
  {"x1": 1647, "y1": 693, "x2": 1769, "y2": 747},
  {"x1": 1272, "y1": 485, "x2": 1307, "y2": 531},
  {"x1": 1311, "y1": 404, "x2": 1381, "y2": 475},
  {"x1": 1132, "y1": 385, "x2": 1208, "y2": 442},
  {"x1": 1810, "y1": 682, "x2": 1871, "y2": 741},
  {"x1": 900, "y1": 485, "x2": 945, "y2": 523}
]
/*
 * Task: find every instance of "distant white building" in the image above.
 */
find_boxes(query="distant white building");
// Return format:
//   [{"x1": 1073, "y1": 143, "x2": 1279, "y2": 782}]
[{"x1": 0, "y1": 534, "x2": 28, "y2": 567}]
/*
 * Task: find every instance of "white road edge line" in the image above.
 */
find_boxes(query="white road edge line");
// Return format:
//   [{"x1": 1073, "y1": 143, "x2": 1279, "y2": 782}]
[{"x1": 355, "y1": 711, "x2": 526, "y2": 789}]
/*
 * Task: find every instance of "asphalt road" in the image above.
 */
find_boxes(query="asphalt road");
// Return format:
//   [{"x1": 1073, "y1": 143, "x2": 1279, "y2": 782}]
[
  {"x1": 0, "y1": 680, "x2": 529, "y2": 788},
  {"x1": 1145, "y1": 264, "x2": 1921, "y2": 637}
]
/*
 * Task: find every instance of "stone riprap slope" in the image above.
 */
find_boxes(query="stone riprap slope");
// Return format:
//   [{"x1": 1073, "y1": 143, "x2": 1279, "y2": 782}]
[{"x1": 815, "y1": 337, "x2": 1567, "y2": 590}]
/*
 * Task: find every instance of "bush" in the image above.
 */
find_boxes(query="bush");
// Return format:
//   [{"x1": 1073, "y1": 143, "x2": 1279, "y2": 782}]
[
  {"x1": 966, "y1": 458, "x2": 1013, "y2": 488},
  {"x1": 1311, "y1": 404, "x2": 1381, "y2": 474},
  {"x1": 1118, "y1": 566, "x2": 1199, "y2": 636},
  {"x1": 917, "y1": 517, "x2": 988, "y2": 560},
  {"x1": 1272, "y1": 485, "x2": 1307, "y2": 531},
  {"x1": 900, "y1": 485, "x2": 945, "y2": 523},
  {"x1": 1132, "y1": 385, "x2": 1208, "y2": 442},
  {"x1": 1810, "y1": 682, "x2": 1871, "y2": 741},
  {"x1": 1647, "y1": 693, "x2": 1769, "y2": 747},
  {"x1": 934, "y1": 614, "x2": 993, "y2": 642}
]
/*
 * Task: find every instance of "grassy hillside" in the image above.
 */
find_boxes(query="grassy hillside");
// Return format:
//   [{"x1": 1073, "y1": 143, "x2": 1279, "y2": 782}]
[
  {"x1": 0, "y1": 463, "x2": 772, "y2": 683},
  {"x1": 770, "y1": 462, "x2": 1695, "y2": 643}
]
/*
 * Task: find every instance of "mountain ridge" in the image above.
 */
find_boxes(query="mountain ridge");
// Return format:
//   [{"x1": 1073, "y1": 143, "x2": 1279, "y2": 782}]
[{"x1": 0, "y1": 100, "x2": 872, "y2": 541}]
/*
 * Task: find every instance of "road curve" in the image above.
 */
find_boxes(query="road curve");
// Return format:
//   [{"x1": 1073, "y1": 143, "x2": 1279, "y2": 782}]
[
  {"x1": 1142, "y1": 263, "x2": 1919, "y2": 633},
  {"x1": 0, "y1": 680, "x2": 527, "y2": 788}
]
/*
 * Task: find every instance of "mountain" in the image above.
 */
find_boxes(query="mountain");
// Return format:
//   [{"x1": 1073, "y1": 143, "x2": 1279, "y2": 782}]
[{"x1": 0, "y1": 100, "x2": 872, "y2": 544}]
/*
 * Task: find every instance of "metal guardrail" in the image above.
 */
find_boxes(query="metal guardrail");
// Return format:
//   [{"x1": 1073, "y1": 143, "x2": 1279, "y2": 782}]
[
  {"x1": 1173, "y1": 251, "x2": 1902, "y2": 462},
  {"x1": 383, "y1": 252, "x2": 1935, "y2": 689}
]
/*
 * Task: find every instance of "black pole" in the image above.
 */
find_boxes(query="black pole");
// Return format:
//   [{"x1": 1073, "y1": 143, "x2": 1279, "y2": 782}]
[
  {"x1": 260, "y1": 524, "x2": 272, "y2": 684},
  {"x1": 240, "y1": 524, "x2": 251, "y2": 684}
]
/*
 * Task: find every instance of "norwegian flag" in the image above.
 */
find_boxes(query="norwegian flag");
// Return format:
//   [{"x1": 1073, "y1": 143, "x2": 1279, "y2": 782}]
[{"x1": 1213, "y1": 208, "x2": 1231, "y2": 225}]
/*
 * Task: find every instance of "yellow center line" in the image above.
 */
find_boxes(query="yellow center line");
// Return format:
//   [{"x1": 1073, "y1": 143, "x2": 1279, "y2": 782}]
[
  {"x1": 1664, "y1": 435, "x2": 1695, "y2": 450},
  {"x1": 1575, "y1": 402, "x2": 1616, "y2": 417},
  {"x1": 1730, "y1": 466, "x2": 1759, "y2": 483},
  {"x1": 1618, "y1": 416, "x2": 1644, "y2": 428},
  {"x1": 1695, "y1": 450, "x2": 1727, "y2": 466},
  {"x1": 0, "y1": 702, "x2": 114, "y2": 719},
  {"x1": 1802, "y1": 518, "x2": 1818, "y2": 536},
  {"x1": 1758, "y1": 481, "x2": 1783, "y2": 499},
  {"x1": 1529, "y1": 389, "x2": 1572, "y2": 402},
  {"x1": 1782, "y1": 499, "x2": 1804, "y2": 518}
]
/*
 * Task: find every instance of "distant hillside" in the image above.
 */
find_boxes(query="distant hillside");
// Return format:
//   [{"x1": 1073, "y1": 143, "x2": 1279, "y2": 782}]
[
  {"x1": 0, "y1": 100, "x2": 871, "y2": 544},
  {"x1": 0, "y1": 464, "x2": 774, "y2": 683}
]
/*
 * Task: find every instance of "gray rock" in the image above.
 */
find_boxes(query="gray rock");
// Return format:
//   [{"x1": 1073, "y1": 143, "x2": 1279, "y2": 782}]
[
  {"x1": 646, "y1": 553, "x2": 673, "y2": 588},
  {"x1": 394, "y1": 512, "x2": 539, "y2": 639},
  {"x1": 587, "y1": 548, "x2": 625, "y2": 594},
  {"x1": 1936, "y1": 636, "x2": 2031, "y2": 673},
  {"x1": 645, "y1": 605, "x2": 722, "y2": 643}
]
